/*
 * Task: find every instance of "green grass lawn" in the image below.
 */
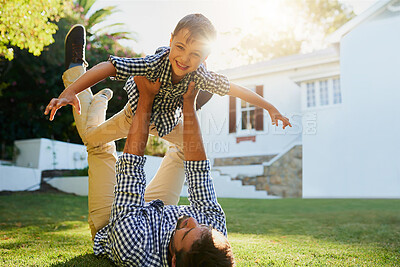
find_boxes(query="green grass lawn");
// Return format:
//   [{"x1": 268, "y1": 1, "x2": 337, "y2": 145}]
[{"x1": 1, "y1": 192, "x2": 399, "y2": 266}]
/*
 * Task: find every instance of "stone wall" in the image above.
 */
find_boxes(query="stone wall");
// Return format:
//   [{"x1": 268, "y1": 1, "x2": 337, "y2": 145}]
[{"x1": 228, "y1": 145, "x2": 302, "y2": 198}]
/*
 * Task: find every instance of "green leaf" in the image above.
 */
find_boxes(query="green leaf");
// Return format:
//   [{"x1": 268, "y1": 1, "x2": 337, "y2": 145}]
[
  {"x1": 78, "y1": 0, "x2": 97, "y2": 15},
  {"x1": 87, "y1": 6, "x2": 118, "y2": 31}
]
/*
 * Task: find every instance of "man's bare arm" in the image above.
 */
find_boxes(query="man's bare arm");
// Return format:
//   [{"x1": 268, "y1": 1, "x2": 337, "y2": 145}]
[
  {"x1": 182, "y1": 82, "x2": 206, "y2": 161},
  {"x1": 123, "y1": 77, "x2": 160, "y2": 155}
]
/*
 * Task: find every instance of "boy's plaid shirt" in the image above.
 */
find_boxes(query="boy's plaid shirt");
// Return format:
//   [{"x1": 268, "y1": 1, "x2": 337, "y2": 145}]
[
  {"x1": 93, "y1": 154, "x2": 227, "y2": 266},
  {"x1": 108, "y1": 47, "x2": 230, "y2": 137}
]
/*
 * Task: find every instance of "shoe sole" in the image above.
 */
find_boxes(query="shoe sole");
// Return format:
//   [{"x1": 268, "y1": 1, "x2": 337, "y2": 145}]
[
  {"x1": 65, "y1": 24, "x2": 87, "y2": 70},
  {"x1": 64, "y1": 24, "x2": 86, "y2": 47}
]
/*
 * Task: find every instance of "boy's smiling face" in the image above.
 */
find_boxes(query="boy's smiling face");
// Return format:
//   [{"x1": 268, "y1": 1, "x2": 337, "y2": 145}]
[{"x1": 169, "y1": 28, "x2": 209, "y2": 84}]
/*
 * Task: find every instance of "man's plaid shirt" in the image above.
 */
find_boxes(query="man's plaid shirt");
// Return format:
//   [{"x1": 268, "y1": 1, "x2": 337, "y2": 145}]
[
  {"x1": 108, "y1": 47, "x2": 230, "y2": 137},
  {"x1": 93, "y1": 154, "x2": 227, "y2": 266}
]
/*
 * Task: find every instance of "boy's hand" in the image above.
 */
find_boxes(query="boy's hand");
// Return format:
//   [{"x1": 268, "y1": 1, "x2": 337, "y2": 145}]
[
  {"x1": 44, "y1": 91, "x2": 81, "y2": 121},
  {"x1": 268, "y1": 108, "x2": 292, "y2": 129},
  {"x1": 134, "y1": 76, "x2": 160, "y2": 99},
  {"x1": 183, "y1": 81, "x2": 198, "y2": 105}
]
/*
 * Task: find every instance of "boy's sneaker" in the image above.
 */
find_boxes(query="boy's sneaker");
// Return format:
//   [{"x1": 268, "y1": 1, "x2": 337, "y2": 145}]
[
  {"x1": 94, "y1": 89, "x2": 113, "y2": 101},
  {"x1": 65, "y1": 24, "x2": 88, "y2": 70}
]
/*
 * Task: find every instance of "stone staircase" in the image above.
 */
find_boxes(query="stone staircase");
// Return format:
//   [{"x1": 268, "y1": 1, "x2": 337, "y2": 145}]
[
  {"x1": 180, "y1": 170, "x2": 278, "y2": 199},
  {"x1": 209, "y1": 144, "x2": 303, "y2": 198}
]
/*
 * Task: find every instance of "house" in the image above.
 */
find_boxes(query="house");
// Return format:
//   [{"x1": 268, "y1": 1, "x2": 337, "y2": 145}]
[
  {"x1": 200, "y1": 0, "x2": 400, "y2": 198},
  {"x1": 303, "y1": 0, "x2": 400, "y2": 198}
]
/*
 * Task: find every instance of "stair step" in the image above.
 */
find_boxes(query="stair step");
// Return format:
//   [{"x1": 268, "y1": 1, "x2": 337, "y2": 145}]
[
  {"x1": 214, "y1": 164, "x2": 264, "y2": 178},
  {"x1": 180, "y1": 170, "x2": 279, "y2": 199}
]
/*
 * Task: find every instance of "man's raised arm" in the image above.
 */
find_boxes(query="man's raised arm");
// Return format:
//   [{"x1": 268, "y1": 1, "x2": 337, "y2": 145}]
[
  {"x1": 123, "y1": 77, "x2": 160, "y2": 155},
  {"x1": 182, "y1": 83, "x2": 225, "y2": 219},
  {"x1": 111, "y1": 77, "x2": 160, "y2": 212},
  {"x1": 182, "y1": 82, "x2": 206, "y2": 161}
]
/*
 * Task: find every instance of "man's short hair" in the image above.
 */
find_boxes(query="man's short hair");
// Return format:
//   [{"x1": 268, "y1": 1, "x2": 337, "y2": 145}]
[
  {"x1": 175, "y1": 228, "x2": 234, "y2": 267},
  {"x1": 172, "y1": 14, "x2": 217, "y2": 45}
]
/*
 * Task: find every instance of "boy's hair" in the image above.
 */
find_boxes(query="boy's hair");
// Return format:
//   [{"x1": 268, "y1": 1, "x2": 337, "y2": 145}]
[
  {"x1": 172, "y1": 14, "x2": 217, "y2": 45},
  {"x1": 175, "y1": 228, "x2": 234, "y2": 267}
]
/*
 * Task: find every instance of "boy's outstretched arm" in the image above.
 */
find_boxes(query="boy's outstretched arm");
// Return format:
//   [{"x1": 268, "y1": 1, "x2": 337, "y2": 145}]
[
  {"x1": 44, "y1": 61, "x2": 116, "y2": 121},
  {"x1": 227, "y1": 82, "x2": 292, "y2": 129}
]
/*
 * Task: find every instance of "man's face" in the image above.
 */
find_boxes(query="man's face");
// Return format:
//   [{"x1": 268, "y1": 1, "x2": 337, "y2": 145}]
[
  {"x1": 170, "y1": 215, "x2": 210, "y2": 254},
  {"x1": 169, "y1": 28, "x2": 209, "y2": 83}
]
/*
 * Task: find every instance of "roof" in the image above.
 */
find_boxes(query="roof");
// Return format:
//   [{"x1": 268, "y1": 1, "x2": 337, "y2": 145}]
[
  {"x1": 219, "y1": 46, "x2": 339, "y2": 80},
  {"x1": 327, "y1": 0, "x2": 399, "y2": 43},
  {"x1": 218, "y1": 0, "x2": 400, "y2": 79}
]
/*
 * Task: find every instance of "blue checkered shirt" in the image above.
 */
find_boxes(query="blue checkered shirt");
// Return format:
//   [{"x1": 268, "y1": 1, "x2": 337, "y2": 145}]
[
  {"x1": 93, "y1": 154, "x2": 227, "y2": 266},
  {"x1": 108, "y1": 47, "x2": 230, "y2": 137}
]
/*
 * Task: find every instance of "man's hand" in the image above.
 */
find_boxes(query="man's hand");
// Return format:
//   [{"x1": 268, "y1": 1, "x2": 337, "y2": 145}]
[
  {"x1": 268, "y1": 108, "x2": 292, "y2": 129},
  {"x1": 134, "y1": 76, "x2": 160, "y2": 99},
  {"x1": 44, "y1": 90, "x2": 81, "y2": 121},
  {"x1": 183, "y1": 81, "x2": 198, "y2": 105}
]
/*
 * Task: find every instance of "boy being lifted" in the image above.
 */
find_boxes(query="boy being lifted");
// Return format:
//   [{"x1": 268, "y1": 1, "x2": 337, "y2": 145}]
[
  {"x1": 45, "y1": 13, "x2": 291, "y2": 132},
  {"x1": 44, "y1": 15, "x2": 292, "y2": 235}
]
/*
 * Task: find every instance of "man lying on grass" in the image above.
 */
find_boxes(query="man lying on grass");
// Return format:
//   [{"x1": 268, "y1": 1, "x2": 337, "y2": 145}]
[
  {"x1": 94, "y1": 77, "x2": 234, "y2": 266},
  {"x1": 47, "y1": 26, "x2": 233, "y2": 266}
]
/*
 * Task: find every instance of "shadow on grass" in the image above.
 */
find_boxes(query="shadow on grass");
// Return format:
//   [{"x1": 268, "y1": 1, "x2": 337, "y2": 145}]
[{"x1": 49, "y1": 253, "x2": 115, "y2": 267}]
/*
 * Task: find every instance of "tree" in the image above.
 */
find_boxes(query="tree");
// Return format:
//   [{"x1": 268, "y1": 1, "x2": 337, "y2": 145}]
[
  {"x1": 0, "y1": 1, "x2": 138, "y2": 160},
  {"x1": 0, "y1": 0, "x2": 168, "y2": 160},
  {"x1": 71, "y1": 0, "x2": 133, "y2": 42},
  {"x1": 0, "y1": 0, "x2": 70, "y2": 60},
  {"x1": 228, "y1": 0, "x2": 355, "y2": 64}
]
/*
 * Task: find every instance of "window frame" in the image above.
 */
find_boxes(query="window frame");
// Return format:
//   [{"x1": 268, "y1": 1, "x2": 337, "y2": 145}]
[
  {"x1": 234, "y1": 85, "x2": 265, "y2": 136},
  {"x1": 302, "y1": 76, "x2": 341, "y2": 110},
  {"x1": 332, "y1": 78, "x2": 342, "y2": 104}
]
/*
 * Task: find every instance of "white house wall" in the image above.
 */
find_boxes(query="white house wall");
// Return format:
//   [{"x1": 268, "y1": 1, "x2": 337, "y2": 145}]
[
  {"x1": 200, "y1": 77, "x2": 300, "y2": 158},
  {"x1": 15, "y1": 138, "x2": 88, "y2": 170},
  {"x1": 201, "y1": 58, "x2": 339, "y2": 159},
  {"x1": 303, "y1": 9, "x2": 400, "y2": 198}
]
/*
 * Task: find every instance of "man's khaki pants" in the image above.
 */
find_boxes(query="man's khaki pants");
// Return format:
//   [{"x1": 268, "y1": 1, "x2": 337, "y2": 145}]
[{"x1": 62, "y1": 66, "x2": 185, "y2": 239}]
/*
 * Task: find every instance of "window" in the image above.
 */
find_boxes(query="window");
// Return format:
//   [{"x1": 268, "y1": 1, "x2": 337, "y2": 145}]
[
  {"x1": 229, "y1": 85, "x2": 264, "y2": 134},
  {"x1": 303, "y1": 77, "x2": 341, "y2": 109},
  {"x1": 240, "y1": 99, "x2": 256, "y2": 130},
  {"x1": 333, "y1": 78, "x2": 342, "y2": 104},
  {"x1": 306, "y1": 82, "x2": 316, "y2": 107},
  {"x1": 319, "y1": 80, "x2": 329, "y2": 106}
]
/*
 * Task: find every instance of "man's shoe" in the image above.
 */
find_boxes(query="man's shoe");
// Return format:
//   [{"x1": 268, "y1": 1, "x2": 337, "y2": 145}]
[
  {"x1": 94, "y1": 89, "x2": 113, "y2": 101},
  {"x1": 65, "y1": 24, "x2": 88, "y2": 70},
  {"x1": 196, "y1": 90, "x2": 213, "y2": 110}
]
